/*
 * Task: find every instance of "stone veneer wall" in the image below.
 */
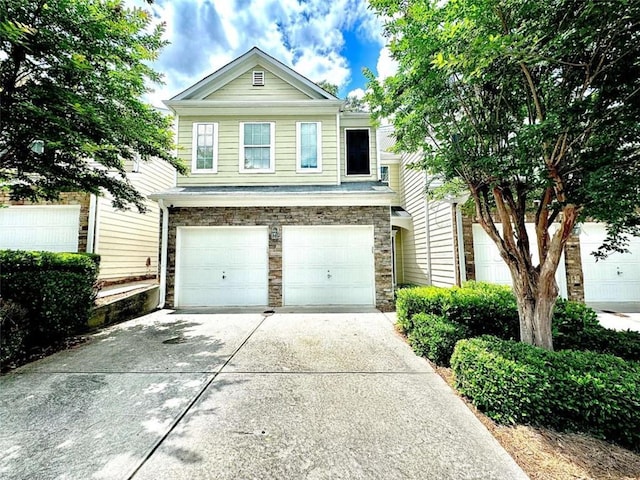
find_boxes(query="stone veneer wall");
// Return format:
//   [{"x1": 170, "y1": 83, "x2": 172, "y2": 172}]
[
  {"x1": 0, "y1": 191, "x2": 91, "y2": 252},
  {"x1": 166, "y1": 206, "x2": 394, "y2": 311}
]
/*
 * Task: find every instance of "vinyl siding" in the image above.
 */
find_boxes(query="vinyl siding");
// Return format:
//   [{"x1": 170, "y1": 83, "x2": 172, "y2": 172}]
[
  {"x1": 399, "y1": 152, "x2": 430, "y2": 285},
  {"x1": 428, "y1": 201, "x2": 456, "y2": 287},
  {"x1": 340, "y1": 116, "x2": 378, "y2": 183},
  {"x1": 95, "y1": 157, "x2": 175, "y2": 281},
  {"x1": 176, "y1": 115, "x2": 338, "y2": 186},
  {"x1": 386, "y1": 162, "x2": 402, "y2": 205},
  {"x1": 205, "y1": 65, "x2": 312, "y2": 101}
]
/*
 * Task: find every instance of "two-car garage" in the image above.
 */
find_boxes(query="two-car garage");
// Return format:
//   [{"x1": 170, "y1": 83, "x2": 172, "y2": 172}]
[{"x1": 174, "y1": 225, "x2": 376, "y2": 308}]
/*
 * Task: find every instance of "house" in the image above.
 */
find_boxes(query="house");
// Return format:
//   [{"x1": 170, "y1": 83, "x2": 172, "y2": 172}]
[
  {"x1": 379, "y1": 126, "x2": 640, "y2": 305},
  {"x1": 0, "y1": 155, "x2": 175, "y2": 284},
  {"x1": 151, "y1": 47, "x2": 395, "y2": 310}
]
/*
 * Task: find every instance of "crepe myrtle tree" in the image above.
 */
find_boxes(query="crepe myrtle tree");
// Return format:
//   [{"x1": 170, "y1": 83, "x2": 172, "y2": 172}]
[
  {"x1": 366, "y1": 0, "x2": 640, "y2": 349},
  {"x1": 0, "y1": 0, "x2": 185, "y2": 212}
]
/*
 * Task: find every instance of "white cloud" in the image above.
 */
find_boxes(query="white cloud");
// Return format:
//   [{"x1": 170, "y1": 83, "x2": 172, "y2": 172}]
[
  {"x1": 124, "y1": 0, "x2": 384, "y2": 107},
  {"x1": 346, "y1": 87, "x2": 366, "y2": 99},
  {"x1": 376, "y1": 46, "x2": 398, "y2": 82}
]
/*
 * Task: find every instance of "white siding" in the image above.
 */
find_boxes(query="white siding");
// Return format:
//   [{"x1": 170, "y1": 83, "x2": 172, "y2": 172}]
[
  {"x1": 94, "y1": 156, "x2": 175, "y2": 281},
  {"x1": 428, "y1": 201, "x2": 456, "y2": 287},
  {"x1": 398, "y1": 152, "x2": 429, "y2": 285},
  {"x1": 176, "y1": 115, "x2": 338, "y2": 186}
]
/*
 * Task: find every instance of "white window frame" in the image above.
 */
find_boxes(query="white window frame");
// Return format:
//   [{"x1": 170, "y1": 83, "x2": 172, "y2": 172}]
[
  {"x1": 239, "y1": 122, "x2": 276, "y2": 173},
  {"x1": 379, "y1": 165, "x2": 389, "y2": 183},
  {"x1": 191, "y1": 122, "x2": 218, "y2": 173},
  {"x1": 296, "y1": 121, "x2": 322, "y2": 173}
]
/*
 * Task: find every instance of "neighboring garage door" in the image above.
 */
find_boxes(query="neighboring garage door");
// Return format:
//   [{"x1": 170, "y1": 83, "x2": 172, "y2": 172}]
[
  {"x1": 580, "y1": 223, "x2": 640, "y2": 302},
  {"x1": 0, "y1": 205, "x2": 80, "y2": 252},
  {"x1": 175, "y1": 227, "x2": 268, "y2": 307},
  {"x1": 283, "y1": 225, "x2": 375, "y2": 306},
  {"x1": 472, "y1": 224, "x2": 568, "y2": 298}
]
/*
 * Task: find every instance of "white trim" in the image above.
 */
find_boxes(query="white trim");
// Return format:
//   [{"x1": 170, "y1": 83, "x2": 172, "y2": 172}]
[
  {"x1": 158, "y1": 199, "x2": 169, "y2": 309},
  {"x1": 239, "y1": 121, "x2": 276, "y2": 173},
  {"x1": 296, "y1": 121, "x2": 322, "y2": 173},
  {"x1": 191, "y1": 122, "x2": 218, "y2": 173},
  {"x1": 86, "y1": 194, "x2": 98, "y2": 254},
  {"x1": 336, "y1": 112, "x2": 341, "y2": 185},
  {"x1": 152, "y1": 192, "x2": 395, "y2": 208},
  {"x1": 455, "y1": 203, "x2": 467, "y2": 285},
  {"x1": 344, "y1": 127, "x2": 372, "y2": 176}
]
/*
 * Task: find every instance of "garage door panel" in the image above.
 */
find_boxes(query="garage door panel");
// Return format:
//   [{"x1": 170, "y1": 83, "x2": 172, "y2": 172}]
[
  {"x1": 283, "y1": 226, "x2": 375, "y2": 306},
  {"x1": 0, "y1": 206, "x2": 79, "y2": 252},
  {"x1": 176, "y1": 227, "x2": 268, "y2": 307},
  {"x1": 580, "y1": 223, "x2": 640, "y2": 302}
]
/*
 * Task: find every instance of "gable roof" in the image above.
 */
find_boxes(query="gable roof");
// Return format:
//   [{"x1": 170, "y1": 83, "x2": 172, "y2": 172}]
[{"x1": 169, "y1": 47, "x2": 339, "y2": 102}]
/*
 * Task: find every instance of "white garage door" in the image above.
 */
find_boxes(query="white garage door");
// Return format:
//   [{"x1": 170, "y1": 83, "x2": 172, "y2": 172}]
[
  {"x1": 283, "y1": 225, "x2": 375, "y2": 306},
  {"x1": 176, "y1": 227, "x2": 268, "y2": 307},
  {"x1": 0, "y1": 205, "x2": 80, "y2": 252},
  {"x1": 472, "y1": 224, "x2": 568, "y2": 298},
  {"x1": 580, "y1": 223, "x2": 640, "y2": 302}
]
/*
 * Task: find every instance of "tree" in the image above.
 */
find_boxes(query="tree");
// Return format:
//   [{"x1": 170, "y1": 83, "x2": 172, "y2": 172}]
[
  {"x1": 316, "y1": 80, "x2": 339, "y2": 97},
  {"x1": 366, "y1": 0, "x2": 640, "y2": 349},
  {"x1": 0, "y1": 0, "x2": 185, "y2": 211}
]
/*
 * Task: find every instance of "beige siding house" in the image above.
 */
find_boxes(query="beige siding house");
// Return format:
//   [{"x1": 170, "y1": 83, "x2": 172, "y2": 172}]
[
  {"x1": 0, "y1": 155, "x2": 175, "y2": 284},
  {"x1": 153, "y1": 47, "x2": 395, "y2": 310}
]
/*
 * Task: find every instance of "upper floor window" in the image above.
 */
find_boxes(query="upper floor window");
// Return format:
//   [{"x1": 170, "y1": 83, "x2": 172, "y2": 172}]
[
  {"x1": 296, "y1": 122, "x2": 322, "y2": 173},
  {"x1": 240, "y1": 122, "x2": 275, "y2": 173},
  {"x1": 192, "y1": 122, "x2": 218, "y2": 173},
  {"x1": 346, "y1": 129, "x2": 370, "y2": 175},
  {"x1": 380, "y1": 165, "x2": 389, "y2": 183}
]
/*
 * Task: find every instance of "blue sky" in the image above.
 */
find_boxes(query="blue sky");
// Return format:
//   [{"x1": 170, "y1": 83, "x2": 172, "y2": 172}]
[{"x1": 129, "y1": 0, "x2": 397, "y2": 107}]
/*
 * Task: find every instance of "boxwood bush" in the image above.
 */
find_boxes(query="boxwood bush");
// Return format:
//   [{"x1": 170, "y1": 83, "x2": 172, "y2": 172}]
[
  {"x1": 451, "y1": 336, "x2": 640, "y2": 451},
  {"x1": 0, "y1": 250, "x2": 100, "y2": 367},
  {"x1": 397, "y1": 282, "x2": 640, "y2": 363},
  {"x1": 407, "y1": 313, "x2": 469, "y2": 366}
]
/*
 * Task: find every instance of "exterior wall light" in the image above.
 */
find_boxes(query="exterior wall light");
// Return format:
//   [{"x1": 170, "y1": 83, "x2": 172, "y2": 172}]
[{"x1": 270, "y1": 226, "x2": 280, "y2": 240}]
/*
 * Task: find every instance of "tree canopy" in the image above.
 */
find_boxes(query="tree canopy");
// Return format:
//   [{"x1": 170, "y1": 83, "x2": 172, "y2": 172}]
[
  {"x1": 366, "y1": 0, "x2": 640, "y2": 348},
  {"x1": 0, "y1": 0, "x2": 185, "y2": 211}
]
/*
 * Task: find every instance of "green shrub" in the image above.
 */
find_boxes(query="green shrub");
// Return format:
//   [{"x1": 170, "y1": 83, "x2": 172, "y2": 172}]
[
  {"x1": 395, "y1": 286, "x2": 450, "y2": 333},
  {"x1": 407, "y1": 313, "x2": 469, "y2": 366},
  {"x1": 451, "y1": 336, "x2": 640, "y2": 451},
  {"x1": 0, "y1": 299, "x2": 29, "y2": 367},
  {"x1": 445, "y1": 282, "x2": 519, "y2": 339},
  {"x1": 0, "y1": 250, "x2": 99, "y2": 348},
  {"x1": 553, "y1": 298, "x2": 640, "y2": 361}
]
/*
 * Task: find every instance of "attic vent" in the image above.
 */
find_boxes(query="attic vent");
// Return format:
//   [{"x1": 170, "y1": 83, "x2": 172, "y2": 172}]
[{"x1": 252, "y1": 70, "x2": 265, "y2": 86}]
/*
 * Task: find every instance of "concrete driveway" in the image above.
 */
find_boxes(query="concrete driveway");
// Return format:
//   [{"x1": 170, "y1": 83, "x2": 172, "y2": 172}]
[{"x1": 0, "y1": 310, "x2": 527, "y2": 480}]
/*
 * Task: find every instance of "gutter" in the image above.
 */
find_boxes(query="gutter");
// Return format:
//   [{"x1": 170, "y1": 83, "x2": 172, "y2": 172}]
[
  {"x1": 455, "y1": 203, "x2": 467, "y2": 285},
  {"x1": 158, "y1": 198, "x2": 169, "y2": 309},
  {"x1": 424, "y1": 172, "x2": 433, "y2": 284}
]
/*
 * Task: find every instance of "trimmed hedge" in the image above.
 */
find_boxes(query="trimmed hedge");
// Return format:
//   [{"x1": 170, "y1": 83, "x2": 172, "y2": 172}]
[
  {"x1": 451, "y1": 336, "x2": 640, "y2": 451},
  {"x1": 397, "y1": 282, "x2": 640, "y2": 363},
  {"x1": 553, "y1": 298, "x2": 640, "y2": 361},
  {"x1": 407, "y1": 313, "x2": 469, "y2": 366},
  {"x1": 397, "y1": 282, "x2": 519, "y2": 339},
  {"x1": 0, "y1": 250, "x2": 99, "y2": 367}
]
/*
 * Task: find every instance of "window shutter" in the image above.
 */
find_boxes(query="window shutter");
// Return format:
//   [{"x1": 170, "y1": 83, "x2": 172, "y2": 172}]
[{"x1": 252, "y1": 70, "x2": 265, "y2": 86}]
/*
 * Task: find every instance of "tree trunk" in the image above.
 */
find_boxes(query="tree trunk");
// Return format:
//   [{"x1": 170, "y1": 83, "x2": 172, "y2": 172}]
[{"x1": 510, "y1": 266, "x2": 558, "y2": 350}]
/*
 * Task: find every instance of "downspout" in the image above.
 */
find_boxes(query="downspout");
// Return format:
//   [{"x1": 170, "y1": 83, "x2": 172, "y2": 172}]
[
  {"x1": 158, "y1": 198, "x2": 169, "y2": 309},
  {"x1": 336, "y1": 111, "x2": 341, "y2": 185},
  {"x1": 86, "y1": 194, "x2": 98, "y2": 253},
  {"x1": 455, "y1": 203, "x2": 467, "y2": 285}
]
